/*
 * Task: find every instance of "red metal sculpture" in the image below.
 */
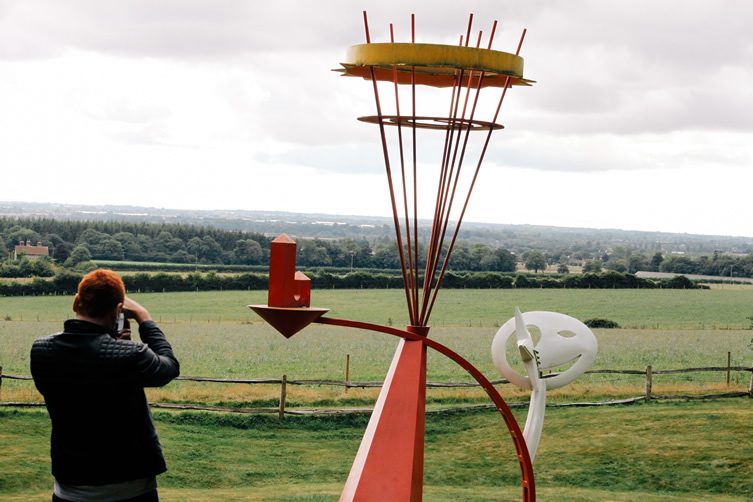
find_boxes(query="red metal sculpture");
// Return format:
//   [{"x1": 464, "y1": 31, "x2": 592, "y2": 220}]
[{"x1": 251, "y1": 11, "x2": 535, "y2": 501}]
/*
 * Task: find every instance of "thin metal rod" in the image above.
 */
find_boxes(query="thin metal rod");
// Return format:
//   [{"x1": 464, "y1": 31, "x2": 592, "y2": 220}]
[
  {"x1": 420, "y1": 32, "x2": 485, "y2": 325},
  {"x1": 391, "y1": 22, "x2": 417, "y2": 323},
  {"x1": 411, "y1": 13, "x2": 419, "y2": 320},
  {"x1": 419, "y1": 68, "x2": 463, "y2": 321},
  {"x1": 488, "y1": 20, "x2": 498, "y2": 50},
  {"x1": 363, "y1": 12, "x2": 415, "y2": 323},
  {"x1": 465, "y1": 13, "x2": 474, "y2": 48},
  {"x1": 363, "y1": 11, "x2": 371, "y2": 43},
  {"x1": 435, "y1": 30, "x2": 487, "y2": 257},
  {"x1": 420, "y1": 29, "x2": 468, "y2": 318},
  {"x1": 420, "y1": 17, "x2": 480, "y2": 323},
  {"x1": 419, "y1": 67, "x2": 460, "y2": 316},
  {"x1": 424, "y1": 70, "x2": 487, "y2": 323},
  {"x1": 435, "y1": 29, "x2": 483, "y2": 236},
  {"x1": 424, "y1": 29, "x2": 526, "y2": 322}
]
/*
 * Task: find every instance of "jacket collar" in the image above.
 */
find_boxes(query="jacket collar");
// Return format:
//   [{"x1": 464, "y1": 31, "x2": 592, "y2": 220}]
[{"x1": 63, "y1": 319, "x2": 112, "y2": 335}]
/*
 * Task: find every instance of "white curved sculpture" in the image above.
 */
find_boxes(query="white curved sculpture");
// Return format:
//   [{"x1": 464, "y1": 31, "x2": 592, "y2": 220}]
[{"x1": 491, "y1": 308, "x2": 598, "y2": 462}]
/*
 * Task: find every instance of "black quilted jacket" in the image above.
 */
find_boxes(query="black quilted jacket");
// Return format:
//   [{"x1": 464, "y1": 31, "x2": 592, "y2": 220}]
[{"x1": 30, "y1": 319, "x2": 180, "y2": 485}]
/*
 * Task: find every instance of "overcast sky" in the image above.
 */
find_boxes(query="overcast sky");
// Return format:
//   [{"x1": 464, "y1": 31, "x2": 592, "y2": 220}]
[{"x1": 1, "y1": 1, "x2": 752, "y2": 237}]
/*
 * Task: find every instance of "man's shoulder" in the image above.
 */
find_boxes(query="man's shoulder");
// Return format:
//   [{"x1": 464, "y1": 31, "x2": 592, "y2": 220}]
[
  {"x1": 31, "y1": 334, "x2": 58, "y2": 355},
  {"x1": 30, "y1": 333, "x2": 147, "y2": 360},
  {"x1": 98, "y1": 336, "x2": 148, "y2": 360}
]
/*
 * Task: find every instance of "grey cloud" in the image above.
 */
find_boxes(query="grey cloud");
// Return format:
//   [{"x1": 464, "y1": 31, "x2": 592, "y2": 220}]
[
  {"x1": 0, "y1": 0, "x2": 362, "y2": 60},
  {"x1": 255, "y1": 142, "x2": 383, "y2": 174},
  {"x1": 3, "y1": 0, "x2": 752, "y2": 170}
]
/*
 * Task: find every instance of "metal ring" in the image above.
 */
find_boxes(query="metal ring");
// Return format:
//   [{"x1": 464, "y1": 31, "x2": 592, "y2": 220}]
[{"x1": 358, "y1": 115, "x2": 504, "y2": 132}]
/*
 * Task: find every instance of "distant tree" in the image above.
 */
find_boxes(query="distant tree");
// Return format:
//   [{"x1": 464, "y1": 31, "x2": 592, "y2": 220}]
[
  {"x1": 233, "y1": 239, "x2": 263, "y2": 265},
  {"x1": 627, "y1": 255, "x2": 648, "y2": 274},
  {"x1": 372, "y1": 243, "x2": 400, "y2": 269},
  {"x1": 524, "y1": 251, "x2": 547, "y2": 273},
  {"x1": 344, "y1": 239, "x2": 374, "y2": 269},
  {"x1": 650, "y1": 252, "x2": 664, "y2": 271},
  {"x1": 53, "y1": 242, "x2": 75, "y2": 263},
  {"x1": 150, "y1": 231, "x2": 184, "y2": 255},
  {"x1": 557, "y1": 263, "x2": 570, "y2": 274},
  {"x1": 170, "y1": 250, "x2": 192, "y2": 263},
  {"x1": 76, "y1": 228, "x2": 108, "y2": 248},
  {"x1": 184, "y1": 235, "x2": 223, "y2": 263},
  {"x1": 186, "y1": 237, "x2": 202, "y2": 261},
  {"x1": 495, "y1": 248, "x2": 517, "y2": 272},
  {"x1": 449, "y1": 245, "x2": 472, "y2": 271},
  {"x1": 7, "y1": 227, "x2": 40, "y2": 248},
  {"x1": 298, "y1": 240, "x2": 332, "y2": 266},
  {"x1": 64, "y1": 245, "x2": 92, "y2": 267},
  {"x1": 660, "y1": 256, "x2": 695, "y2": 274},
  {"x1": 201, "y1": 236, "x2": 223, "y2": 263},
  {"x1": 95, "y1": 239, "x2": 125, "y2": 260},
  {"x1": 604, "y1": 259, "x2": 627, "y2": 273},
  {"x1": 112, "y1": 232, "x2": 142, "y2": 259},
  {"x1": 470, "y1": 244, "x2": 495, "y2": 271},
  {"x1": 582, "y1": 259, "x2": 603, "y2": 273},
  {"x1": 137, "y1": 234, "x2": 154, "y2": 256},
  {"x1": 31, "y1": 257, "x2": 55, "y2": 277},
  {"x1": 45, "y1": 233, "x2": 65, "y2": 247}
]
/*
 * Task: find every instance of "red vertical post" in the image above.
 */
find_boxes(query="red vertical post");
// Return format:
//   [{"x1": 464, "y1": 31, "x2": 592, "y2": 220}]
[
  {"x1": 341, "y1": 325, "x2": 429, "y2": 502},
  {"x1": 268, "y1": 234, "x2": 297, "y2": 307}
]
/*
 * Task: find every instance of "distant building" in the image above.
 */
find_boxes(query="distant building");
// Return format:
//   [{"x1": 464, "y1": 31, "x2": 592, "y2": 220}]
[{"x1": 14, "y1": 240, "x2": 50, "y2": 260}]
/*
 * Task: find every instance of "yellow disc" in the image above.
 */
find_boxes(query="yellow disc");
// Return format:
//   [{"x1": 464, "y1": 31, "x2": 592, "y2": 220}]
[{"x1": 346, "y1": 43, "x2": 525, "y2": 77}]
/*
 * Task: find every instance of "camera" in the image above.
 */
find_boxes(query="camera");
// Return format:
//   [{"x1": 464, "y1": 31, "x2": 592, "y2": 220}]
[{"x1": 115, "y1": 313, "x2": 125, "y2": 332}]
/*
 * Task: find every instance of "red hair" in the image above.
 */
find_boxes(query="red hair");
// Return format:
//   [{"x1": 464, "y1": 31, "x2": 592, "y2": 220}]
[{"x1": 74, "y1": 269, "x2": 126, "y2": 318}]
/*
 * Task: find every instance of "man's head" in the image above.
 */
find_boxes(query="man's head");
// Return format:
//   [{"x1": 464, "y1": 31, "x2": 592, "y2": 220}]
[{"x1": 73, "y1": 269, "x2": 126, "y2": 325}]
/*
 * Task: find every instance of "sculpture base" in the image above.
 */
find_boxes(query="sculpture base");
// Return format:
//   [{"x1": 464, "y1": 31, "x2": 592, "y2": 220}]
[
  {"x1": 341, "y1": 328, "x2": 428, "y2": 501},
  {"x1": 248, "y1": 305, "x2": 329, "y2": 338}
]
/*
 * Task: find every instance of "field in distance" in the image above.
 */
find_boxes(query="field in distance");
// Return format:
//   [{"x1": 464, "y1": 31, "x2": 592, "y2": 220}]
[
  {"x1": 4, "y1": 287, "x2": 753, "y2": 328},
  {"x1": 2, "y1": 289, "x2": 751, "y2": 407}
]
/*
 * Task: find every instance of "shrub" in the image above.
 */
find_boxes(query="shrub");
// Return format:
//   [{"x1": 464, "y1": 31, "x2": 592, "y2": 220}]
[{"x1": 583, "y1": 318, "x2": 621, "y2": 329}]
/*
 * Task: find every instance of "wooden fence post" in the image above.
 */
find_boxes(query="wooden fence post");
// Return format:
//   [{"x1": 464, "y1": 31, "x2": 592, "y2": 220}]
[
  {"x1": 645, "y1": 365, "x2": 652, "y2": 400},
  {"x1": 279, "y1": 374, "x2": 287, "y2": 419},
  {"x1": 748, "y1": 368, "x2": 753, "y2": 398},
  {"x1": 345, "y1": 354, "x2": 350, "y2": 392},
  {"x1": 726, "y1": 352, "x2": 731, "y2": 386},
  {"x1": 0, "y1": 366, "x2": 3, "y2": 400}
]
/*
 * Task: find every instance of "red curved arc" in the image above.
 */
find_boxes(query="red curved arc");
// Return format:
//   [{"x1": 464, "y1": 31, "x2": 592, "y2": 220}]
[{"x1": 314, "y1": 316, "x2": 535, "y2": 501}]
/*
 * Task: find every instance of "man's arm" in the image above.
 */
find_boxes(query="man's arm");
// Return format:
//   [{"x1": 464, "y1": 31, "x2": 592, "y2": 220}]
[{"x1": 124, "y1": 297, "x2": 180, "y2": 387}]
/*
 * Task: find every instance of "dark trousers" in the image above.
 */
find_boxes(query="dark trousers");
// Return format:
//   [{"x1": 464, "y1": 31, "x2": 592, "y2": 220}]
[{"x1": 53, "y1": 489, "x2": 159, "y2": 502}]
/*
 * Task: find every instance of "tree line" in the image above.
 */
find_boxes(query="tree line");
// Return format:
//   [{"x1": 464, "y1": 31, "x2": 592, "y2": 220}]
[
  {"x1": 0, "y1": 269, "x2": 701, "y2": 297},
  {"x1": 2, "y1": 217, "x2": 753, "y2": 278},
  {"x1": 0, "y1": 217, "x2": 516, "y2": 272}
]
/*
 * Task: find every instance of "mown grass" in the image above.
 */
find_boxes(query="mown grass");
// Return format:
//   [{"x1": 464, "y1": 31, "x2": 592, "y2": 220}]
[
  {"x1": 2, "y1": 320, "x2": 750, "y2": 405},
  {"x1": 3, "y1": 289, "x2": 752, "y2": 499},
  {"x1": 2, "y1": 400, "x2": 751, "y2": 501},
  {"x1": 2, "y1": 288, "x2": 753, "y2": 328},
  {"x1": 2, "y1": 288, "x2": 752, "y2": 406}
]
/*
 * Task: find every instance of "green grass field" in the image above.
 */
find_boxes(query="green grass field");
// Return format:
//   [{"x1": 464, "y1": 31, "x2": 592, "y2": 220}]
[
  {"x1": 2, "y1": 289, "x2": 752, "y2": 406},
  {"x1": 2, "y1": 400, "x2": 751, "y2": 501},
  {"x1": 3, "y1": 288, "x2": 753, "y2": 328},
  {"x1": 2, "y1": 288, "x2": 753, "y2": 499}
]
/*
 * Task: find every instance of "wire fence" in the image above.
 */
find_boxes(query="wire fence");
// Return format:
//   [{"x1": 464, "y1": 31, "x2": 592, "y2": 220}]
[{"x1": 2, "y1": 361, "x2": 752, "y2": 417}]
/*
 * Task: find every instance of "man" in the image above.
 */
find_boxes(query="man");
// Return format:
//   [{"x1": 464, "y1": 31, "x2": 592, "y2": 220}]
[{"x1": 31, "y1": 269, "x2": 180, "y2": 502}]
